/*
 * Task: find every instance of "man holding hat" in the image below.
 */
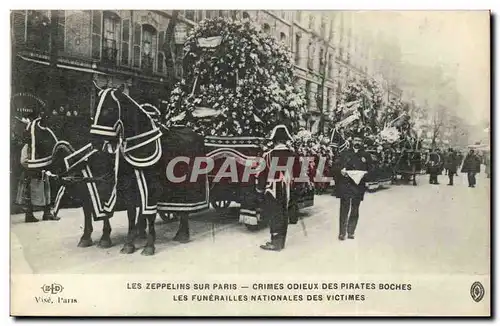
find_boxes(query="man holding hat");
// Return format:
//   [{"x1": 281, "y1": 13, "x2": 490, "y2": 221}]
[{"x1": 333, "y1": 130, "x2": 374, "y2": 240}]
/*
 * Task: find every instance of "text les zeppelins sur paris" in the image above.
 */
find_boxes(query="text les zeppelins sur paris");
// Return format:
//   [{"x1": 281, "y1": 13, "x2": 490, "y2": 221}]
[{"x1": 126, "y1": 282, "x2": 412, "y2": 302}]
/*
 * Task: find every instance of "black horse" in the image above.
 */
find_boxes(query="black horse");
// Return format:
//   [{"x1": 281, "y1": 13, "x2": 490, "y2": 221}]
[
  {"x1": 89, "y1": 84, "x2": 209, "y2": 256},
  {"x1": 393, "y1": 148, "x2": 422, "y2": 186},
  {"x1": 50, "y1": 141, "x2": 114, "y2": 248}
]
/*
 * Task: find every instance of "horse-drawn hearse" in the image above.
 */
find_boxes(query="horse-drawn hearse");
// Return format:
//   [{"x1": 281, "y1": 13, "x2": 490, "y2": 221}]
[{"x1": 203, "y1": 133, "x2": 315, "y2": 231}]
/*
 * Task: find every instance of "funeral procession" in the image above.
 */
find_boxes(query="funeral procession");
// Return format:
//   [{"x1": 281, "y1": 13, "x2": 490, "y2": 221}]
[{"x1": 10, "y1": 11, "x2": 489, "y2": 275}]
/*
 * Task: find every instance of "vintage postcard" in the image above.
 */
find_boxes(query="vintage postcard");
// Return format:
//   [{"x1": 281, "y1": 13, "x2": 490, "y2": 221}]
[{"x1": 9, "y1": 9, "x2": 490, "y2": 316}]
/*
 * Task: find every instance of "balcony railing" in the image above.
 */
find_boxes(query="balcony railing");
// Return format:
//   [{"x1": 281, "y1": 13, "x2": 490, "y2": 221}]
[
  {"x1": 142, "y1": 54, "x2": 154, "y2": 73},
  {"x1": 102, "y1": 39, "x2": 118, "y2": 66}
]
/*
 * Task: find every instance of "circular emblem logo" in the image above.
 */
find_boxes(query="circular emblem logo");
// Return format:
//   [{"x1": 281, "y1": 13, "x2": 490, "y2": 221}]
[
  {"x1": 361, "y1": 157, "x2": 366, "y2": 163},
  {"x1": 470, "y1": 281, "x2": 485, "y2": 302}
]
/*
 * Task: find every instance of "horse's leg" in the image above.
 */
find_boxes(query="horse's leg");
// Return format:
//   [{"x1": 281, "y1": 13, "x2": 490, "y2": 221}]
[
  {"x1": 141, "y1": 213, "x2": 156, "y2": 256},
  {"x1": 98, "y1": 215, "x2": 113, "y2": 248},
  {"x1": 120, "y1": 205, "x2": 137, "y2": 254},
  {"x1": 173, "y1": 212, "x2": 190, "y2": 243},
  {"x1": 78, "y1": 188, "x2": 94, "y2": 248},
  {"x1": 136, "y1": 212, "x2": 147, "y2": 239}
]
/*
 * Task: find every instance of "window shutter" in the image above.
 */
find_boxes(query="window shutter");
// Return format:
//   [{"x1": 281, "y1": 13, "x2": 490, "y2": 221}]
[
  {"x1": 56, "y1": 10, "x2": 65, "y2": 52},
  {"x1": 133, "y1": 23, "x2": 141, "y2": 68},
  {"x1": 12, "y1": 10, "x2": 26, "y2": 45},
  {"x1": 157, "y1": 31, "x2": 165, "y2": 73},
  {"x1": 91, "y1": 10, "x2": 102, "y2": 59},
  {"x1": 152, "y1": 31, "x2": 157, "y2": 72},
  {"x1": 121, "y1": 18, "x2": 130, "y2": 65}
]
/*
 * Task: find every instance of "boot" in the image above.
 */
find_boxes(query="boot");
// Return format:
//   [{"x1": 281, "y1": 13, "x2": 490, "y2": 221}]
[
  {"x1": 260, "y1": 234, "x2": 285, "y2": 251},
  {"x1": 42, "y1": 206, "x2": 60, "y2": 221},
  {"x1": 25, "y1": 211, "x2": 39, "y2": 223}
]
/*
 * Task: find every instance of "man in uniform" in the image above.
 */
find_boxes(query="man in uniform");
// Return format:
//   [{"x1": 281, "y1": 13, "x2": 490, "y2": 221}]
[
  {"x1": 258, "y1": 125, "x2": 298, "y2": 251},
  {"x1": 445, "y1": 148, "x2": 460, "y2": 186},
  {"x1": 16, "y1": 111, "x2": 58, "y2": 222},
  {"x1": 426, "y1": 148, "x2": 442, "y2": 184},
  {"x1": 333, "y1": 132, "x2": 373, "y2": 240},
  {"x1": 461, "y1": 148, "x2": 482, "y2": 187}
]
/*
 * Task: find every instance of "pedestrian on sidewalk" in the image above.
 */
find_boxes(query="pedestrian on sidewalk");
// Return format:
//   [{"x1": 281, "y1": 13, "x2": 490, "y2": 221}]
[
  {"x1": 461, "y1": 148, "x2": 481, "y2": 188},
  {"x1": 332, "y1": 132, "x2": 373, "y2": 241},
  {"x1": 445, "y1": 148, "x2": 460, "y2": 186},
  {"x1": 484, "y1": 152, "x2": 491, "y2": 179}
]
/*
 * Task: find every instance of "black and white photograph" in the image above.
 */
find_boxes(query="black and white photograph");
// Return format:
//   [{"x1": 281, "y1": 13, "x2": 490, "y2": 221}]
[{"x1": 8, "y1": 9, "x2": 490, "y2": 316}]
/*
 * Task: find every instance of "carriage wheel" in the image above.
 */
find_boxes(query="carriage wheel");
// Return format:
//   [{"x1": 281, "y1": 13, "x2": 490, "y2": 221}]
[{"x1": 211, "y1": 200, "x2": 232, "y2": 211}]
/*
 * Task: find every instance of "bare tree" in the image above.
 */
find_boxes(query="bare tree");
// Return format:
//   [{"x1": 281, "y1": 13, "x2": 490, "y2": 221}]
[{"x1": 430, "y1": 106, "x2": 447, "y2": 148}]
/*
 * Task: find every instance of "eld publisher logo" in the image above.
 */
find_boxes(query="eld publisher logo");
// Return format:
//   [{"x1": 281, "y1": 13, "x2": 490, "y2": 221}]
[
  {"x1": 41, "y1": 283, "x2": 64, "y2": 295},
  {"x1": 470, "y1": 282, "x2": 485, "y2": 303}
]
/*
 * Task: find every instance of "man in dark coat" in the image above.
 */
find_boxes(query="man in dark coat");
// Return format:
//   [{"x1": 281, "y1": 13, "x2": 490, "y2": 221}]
[
  {"x1": 16, "y1": 112, "x2": 58, "y2": 222},
  {"x1": 445, "y1": 148, "x2": 460, "y2": 186},
  {"x1": 258, "y1": 125, "x2": 298, "y2": 251},
  {"x1": 426, "y1": 148, "x2": 442, "y2": 184},
  {"x1": 461, "y1": 149, "x2": 482, "y2": 187},
  {"x1": 333, "y1": 133, "x2": 373, "y2": 240}
]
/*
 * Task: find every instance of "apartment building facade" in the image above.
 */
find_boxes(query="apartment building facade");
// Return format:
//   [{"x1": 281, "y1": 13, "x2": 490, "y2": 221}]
[{"x1": 11, "y1": 10, "x2": 403, "y2": 133}]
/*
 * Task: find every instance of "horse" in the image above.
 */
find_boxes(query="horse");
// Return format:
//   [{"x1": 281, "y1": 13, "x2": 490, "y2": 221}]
[
  {"x1": 392, "y1": 138, "x2": 422, "y2": 186},
  {"x1": 89, "y1": 84, "x2": 209, "y2": 256},
  {"x1": 49, "y1": 141, "x2": 115, "y2": 248}
]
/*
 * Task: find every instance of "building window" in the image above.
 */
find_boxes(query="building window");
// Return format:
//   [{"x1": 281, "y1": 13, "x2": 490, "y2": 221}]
[
  {"x1": 185, "y1": 10, "x2": 195, "y2": 21},
  {"x1": 197, "y1": 10, "x2": 204, "y2": 22},
  {"x1": 319, "y1": 47, "x2": 324, "y2": 72},
  {"x1": 295, "y1": 33, "x2": 301, "y2": 65},
  {"x1": 320, "y1": 16, "x2": 327, "y2": 37},
  {"x1": 56, "y1": 10, "x2": 65, "y2": 52},
  {"x1": 102, "y1": 11, "x2": 121, "y2": 66},
  {"x1": 91, "y1": 10, "x2": 103, "y2": 59},
  {"x1": 156, "y1": 30, "x2": 165, "y2": 74},
  {"x1": 327, "y1": 88, "x2": 332, "y2": 111},
  {"x1": 142, "y1": 24, "x2": 157, "y2": 72},
  {"x1": 308, "y1": 13, "x2": 315, "y2": 30},
  {"x1": 328, "y1": 53, "x2": 333, "y2": 78},
  {"x1": 26, "y1": 10, "x2": 51, "y2": 53},
  {"x1": 305, "y1": 81, "x2": 311, "y2": 108},
  {"x1": 296, "y1": 11, "x2": 302, "y2": 22},
  {"x1": 121, "y1": 18, "x2": 130, "y2": 65},
  {"x1": 12, "y1": 10, "x2": 27, "y2": 46},
  {"x1": 174, "y1": 43, "x2": 184, "y2": 77},
  {"x1": 280, "y1": 32, "x2": 287, "y2": 42},
  {"x1": 207, "y1": 11, "x2": 218, "y2": 19},
  {"x1": 262, "y1": 23, "x2": 270, "y2": 34},
  {"x1": 307, "y1": 39, "x2": 314, "y2": 70},
  {"x1": 132, "y1": 23, "x2": 158, "y2": 72}
]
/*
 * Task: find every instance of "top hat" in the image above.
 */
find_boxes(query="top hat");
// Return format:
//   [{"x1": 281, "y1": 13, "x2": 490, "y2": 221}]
[{"x1": 351, "y1": 128, "x2": 364, "y2": 141}]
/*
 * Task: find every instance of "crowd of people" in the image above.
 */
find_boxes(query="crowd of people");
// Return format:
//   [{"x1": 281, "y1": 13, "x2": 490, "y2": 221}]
[
  {"x1": 12, "y1": 111, "x2": 490, "y2": 257},
  {"x1": 426, "y1": 147, "x2": 486, "y2": 188}
]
